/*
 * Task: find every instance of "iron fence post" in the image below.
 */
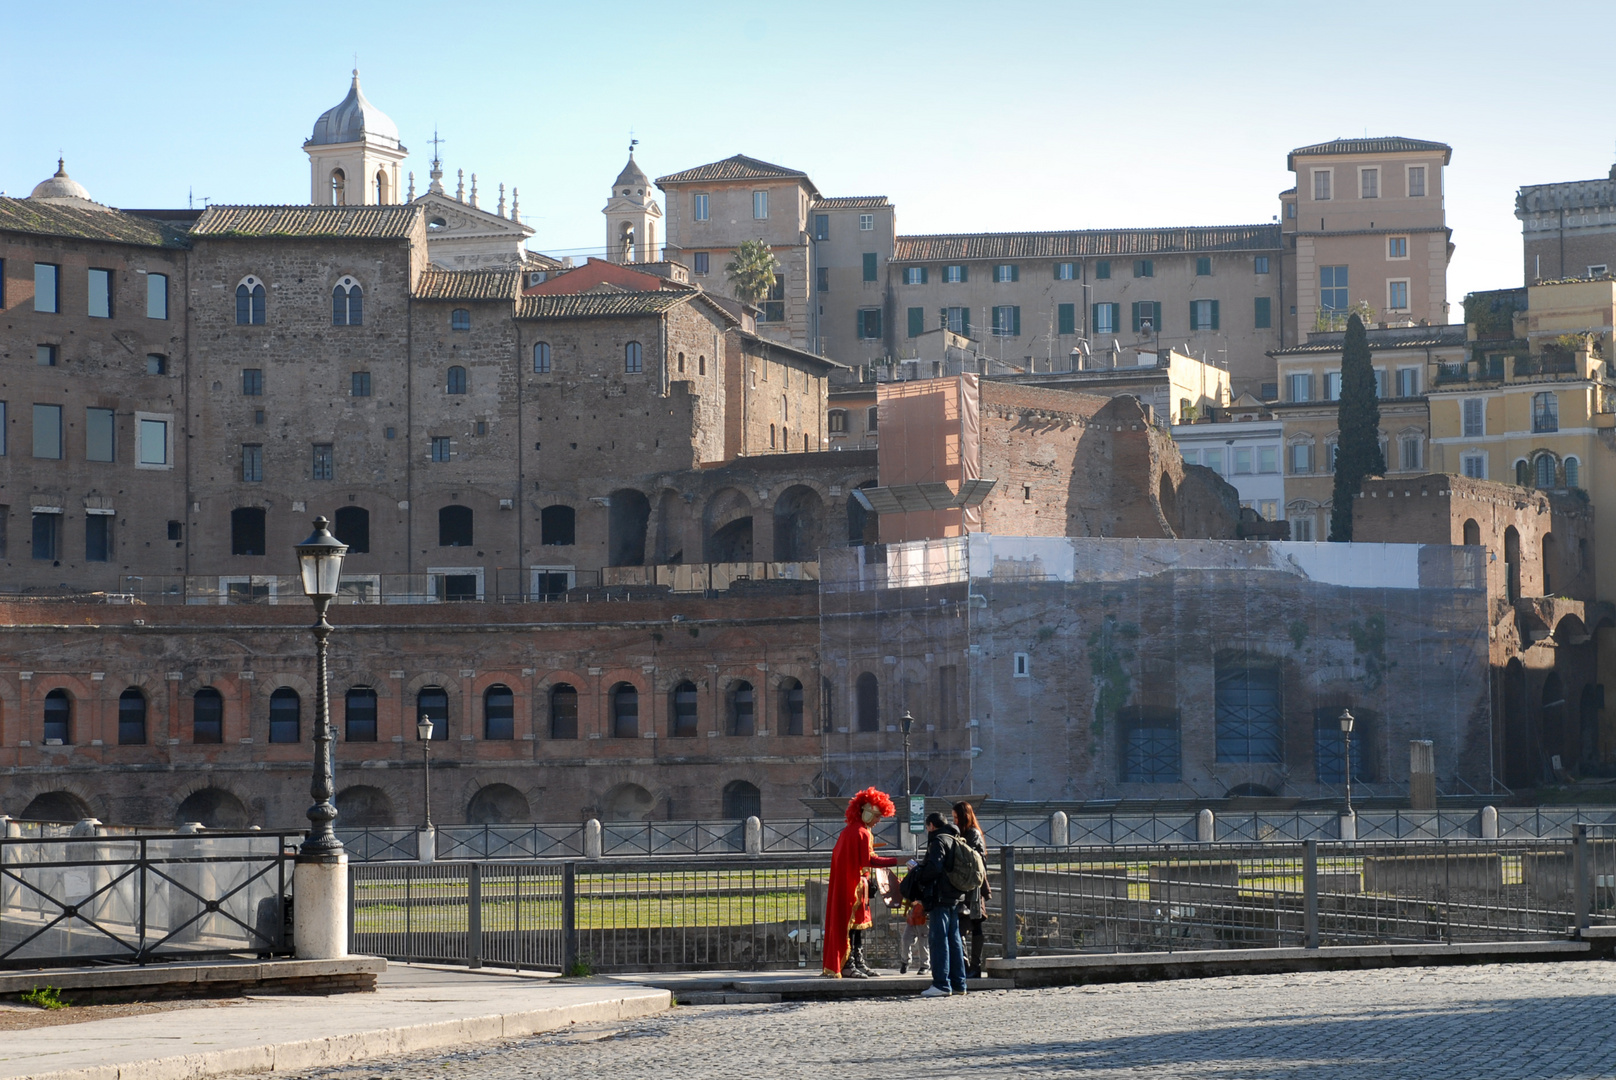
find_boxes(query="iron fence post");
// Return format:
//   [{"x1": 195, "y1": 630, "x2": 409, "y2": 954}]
[
  {"x1": 1573, "y1": 823, "x2": 1590, "y2": 938},
  {"x1": 1000, "y1": 846, "x2": 1017, "y2": 961},
  {"x1": 1303, "y1": 839, "x2": 1319, "y2": 949},
  {"x1": 468, "y1": 863, "x2": 483, "y2": 968},
  {"x1": 562, "y1": 861, "x2": 578, "y2": 973},
  {"x1": 138, "y1": 837, "x2": 149, "y2": 960},
  {"x1": 346, "y1": 863, "x2": 355, "y2": 956}
]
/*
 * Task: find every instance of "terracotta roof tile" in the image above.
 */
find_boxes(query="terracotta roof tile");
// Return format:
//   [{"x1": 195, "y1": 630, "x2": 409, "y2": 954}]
[
  {"x1": 815, "y1": 196, "x2": 888, "y2": 209},
  {"x1": 413, "y1": 268, "x2": 520, "y2": 301},
  {"x1": 190, "y1": 205, "x2": 422, "y2": 240},
  {"x1": 893, "y1": 225, "x2": 1280, "y2": 262},
  {"x1": 1287, "y1": 137, "x2": 1452, "y2": 167},
  {"x1": 0, "y1": 198, "x2": 189, "y2": 248},
  {"x1": 655, "y1": 154, "x2": 816, "y2": 194},
  {"x1": 517, "y1": 290, "x2": 711, "y2": 320}
]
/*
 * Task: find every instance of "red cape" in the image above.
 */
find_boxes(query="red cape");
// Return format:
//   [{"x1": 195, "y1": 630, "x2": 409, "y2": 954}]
[{"x1": 821, "y1": 822, "x2": 900, "y2": 976}]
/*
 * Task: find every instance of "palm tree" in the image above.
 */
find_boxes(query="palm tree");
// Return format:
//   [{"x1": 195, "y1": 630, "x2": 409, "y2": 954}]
[{"x1": 725, "y1": 240, "x2": 777, "y2": 306}]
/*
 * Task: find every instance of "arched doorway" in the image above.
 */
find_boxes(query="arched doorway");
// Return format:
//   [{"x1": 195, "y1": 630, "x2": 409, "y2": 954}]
[
  {"x1": 608, "y1": 489, "x2": 650, "y2": 567},
  {"x1": 1504, "y1": 527, "x2": 1521, "y2": 602},
  {"x1": 1541, "y1": 672, "x2": 1567, "y2": 779},
  {"x1": 466, "y1": 784, "x2": 531, "y2": 825},
  {"x1": 20, "y1": 791, "x2": 91, "y2": 823},
  {"x1": 722, "y1": 780, "x2": 762, "y2": 820},
  {"x1": 704, "y1": 488, "x2": 754, "y2": 562},
  {"x1": 175, "y1": 788, "x2": 249, "y2": 829},
  {"x1": 1502, "y1": 659, "x2": 1530, "y2": 788},
  {"x1": 772, "y1": 485, "x2": 824, "y2": 561},
  {"x1": 602, "y1": 782, "x2": 655, "y2": 821}
]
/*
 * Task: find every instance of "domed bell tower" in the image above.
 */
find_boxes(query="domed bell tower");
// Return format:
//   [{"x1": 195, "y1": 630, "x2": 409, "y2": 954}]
[
  {"x1": 304, "y1": 70, "x2": 409, "y2": 205},
  {"x1": 603, "y1": 141, "x2": 662, "y2": 264}
]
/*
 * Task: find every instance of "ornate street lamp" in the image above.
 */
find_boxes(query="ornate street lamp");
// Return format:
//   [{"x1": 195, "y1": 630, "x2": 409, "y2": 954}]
[
  {"x1": 900, "y1": 709, "x2": 915, "y2": 849},
  {"x1": 295, "y1": 517, "x2": 347, "y2": 859},
  {"x1": 416, "y1": 717, "x2": 435, "y2": 829},
  {"x1": 1339, "y1": 708, "x2": 1356, "y2": 818}
]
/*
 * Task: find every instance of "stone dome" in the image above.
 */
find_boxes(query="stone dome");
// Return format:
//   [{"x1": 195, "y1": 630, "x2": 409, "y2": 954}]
[
  {"x1": 308, "y1": 70, "x2": 401, "y2": 149},
  {"x1": 30, "y1": 158, "x2": 97, "y2": 205},
  {"x1": 614, "y1": 154, "x2": 650, "y2": 195}
]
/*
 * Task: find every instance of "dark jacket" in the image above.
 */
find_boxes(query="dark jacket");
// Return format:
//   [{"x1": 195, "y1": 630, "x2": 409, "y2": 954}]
[
  {"x1": 959, "y1": 825, "x2": 990, "y2": 920},
  {"x1": 912, "y1": 821, "x2": 965, "y2": 910}
]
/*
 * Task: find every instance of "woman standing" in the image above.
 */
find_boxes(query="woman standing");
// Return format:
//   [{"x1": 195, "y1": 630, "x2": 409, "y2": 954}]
[{"x1": 953, "y1": 800, "x2": 992, "y2": 979}]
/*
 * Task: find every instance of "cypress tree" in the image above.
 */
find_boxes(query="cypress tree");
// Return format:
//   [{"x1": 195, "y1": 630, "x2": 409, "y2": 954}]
[{"x1": 1329, "y1": 313, "x2": 1385, "y2": 541}]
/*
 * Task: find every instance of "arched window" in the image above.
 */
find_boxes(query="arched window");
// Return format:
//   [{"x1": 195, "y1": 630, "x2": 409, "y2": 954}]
[
  {"x1": 417, "y1": 687, "x2": 448, "y2": 741},
  {"x1": 1462, "y1": 519, "x2": 1481, "y2": 548},
  {"x1": 625, "y1": 341, "x2": 643, "y2": 374},
  {"x1": 484, "y1": 684, "x2": 515, "y2": 740},
  {"x1": 447, "y1": 365, "x2": 468, "y2": 394},
  {"x1": 1543, "y1": 533, "x2": 1557, "y2": 595},
  {"x1": 550, "y1": 684, "x2": 578, "y2": 739},
  {"x1": 828, "y1": 410, "x2": 848, "y2": 434},
  {"x1": 1504, "y1": 526, "x2": 1521, "y2": 602},
  {"x1": 698, "y1": 354, "x2": 706, "y2": 376},
  {"x1": 451, "y1": 309, "x2": 471, "y2": 331},
  {"x1": 345, "y1": 687, "x2": 377, "y2": 742},
  {"x1": 533, "y1": 341, "x2": 551, "y2": 374},
  {"x1": 374, "y1": 170, "x2": 389, "y2": 204},
  {"x1": 769, "y1": 424, "x2": 776, "y2": 448},
  {"x1": 780, "y1": 678, "x2": 805, "y2": 736},
  {"x1": 331, "y1": 276, "x2": 363, "y2": 326},
  {"x1": 439, "y1": 505, "x2": 473, "y2": 547},
  {"x1": 1535, "y1": 453, "x2": 1557, "y2": 489},
  {"x1": 677, "y1": 351, "x2": 686, "y2": 373},
  {"x1": 333, "y1": 505, "x2": 370, "y2": 554},
  {"x1": 42, "y1": 689, "x2": 71, "y2": 744},
  {"x1": 540, "y1": 505, "x2": 575, "y2": 546},
  {"x1": 866, "y1": 406, "x2": 879, "y2": 433},
  {"x1": 193, "y1": 687, "x2": 224, "y2": 744},
  {"x1": 1515, "y1": 459, "x2": 1530, "y2": 486},
  {"x1": 268, "y1": 688, "x2": 301, "y2": 744},
  {"x1": 612, "y1": 683, "x2": 639, "y2": 738},
  {"x1": 722, "y1": 780, "x2": 762, "y2": 820},
  {"x1": 856, "y1": 672, "x2": 880, "y2": 733},
  {"x1": 235, "y1": 277, "x2": 265, "y2": 325},
  {"x1": 1565, "y1": 457, "x2": 1580, "y2": 489},
  {"x1": 118, "y1": 687, "x2": 147, "y2": 745},
  {"x1": 330, "y1": 168, "x2": 346, "y2": 205},
  {"x1": 671, "y1": 681, "x2": 699, "y2": 737},
  {"x1": 231, "y1": 507, "x2": 266, "y2": 556},
  {"x1": 730, "y1": 681, "x2": 756, "y2": 736}
]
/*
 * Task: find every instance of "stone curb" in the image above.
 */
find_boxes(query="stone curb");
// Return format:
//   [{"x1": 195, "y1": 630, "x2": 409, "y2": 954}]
[
  {"x1": 0, "y1": 958, "x2": 385, "y2": 996},
  {"x1": 16, "y1": 987, "x2": 671, "y2": 1080}
]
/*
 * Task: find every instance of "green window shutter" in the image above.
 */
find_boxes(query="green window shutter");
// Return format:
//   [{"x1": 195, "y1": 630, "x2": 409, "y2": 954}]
[
  {"x1": 960, "y1": 265, "x2": 968, "y2": 283},
  {"x1": 1011, "y1": 265, "x2": 1020, "y2": 282},
  {"x1": 1255, "y1": 296, "x2": 1272, "y2": 329},
  {"x1": 907, "y1": 307, "x2": 924, "y2": 338},
  {"x1": 961, "y1": 309, "x2": 970, "y2": 335},
  {"x1": 874, "y1": 309, "x2": 883, "y2": 337},
  {"x1": 862, "y1": 253, "x2": 877, "y2": 282},
  {"x1": 1058, "y1": 303, "x2": 1075, "y2": 335},
  {"x1": 1153, "y1": 302, "x2": 1162, "y2": 331},
  {"x1": 921, "y1": 266, "x2": 929, "y2": 284},
  {"x1": 1096, "y1": 260, "x2": 1110, "y2": 279},
  {"x1": 1211, "y1": 299, "x2": 1220, "y2": 331},
  {"x1": 1189, "y1": 301, "x2": 1198, "y2": 330},
  {"x1": 1131, "y1": 302, "x2": 1142, "y2": 333},
  {"x1": 992, "y1": 307, "x2": 1002, "y2": 334},
  {"x1": 1012, "y1": 306, "x2": 1021, "y2": 336},
  {"x1": 1093, "y1": 303, "x2": 1102, "y2": 330}
]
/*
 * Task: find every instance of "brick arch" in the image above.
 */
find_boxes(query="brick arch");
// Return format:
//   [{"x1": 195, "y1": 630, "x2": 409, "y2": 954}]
[
  {"x1": 403, "y1": 671, "x2": 459, "y2": 703},
  {"x1": 30, "y1": 675, "x2": 95, "y2": 746},
  {"x1": 9, "y1": 777, "x2": 108, "y2": 822},
  {"x1": 339, "y1": 670, "x2": 394, "y2": 699}
]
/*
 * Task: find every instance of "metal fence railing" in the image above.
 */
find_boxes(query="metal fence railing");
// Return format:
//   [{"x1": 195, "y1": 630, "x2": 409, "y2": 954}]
[
  {"x1": 436, "y1": 825, "x2": 589, "y2": 861},
  {"x1": 1, "y1": 831, "x2": 296, "y2": 968}
]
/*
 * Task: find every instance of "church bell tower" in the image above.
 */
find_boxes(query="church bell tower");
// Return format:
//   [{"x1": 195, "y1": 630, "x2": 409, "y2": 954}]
[
  {"x1": 304, "y1": 70, "x2": 409, "y2": 205},
  {"x1": 603, "y1": 143, "x2": 662, "y2": 263}
]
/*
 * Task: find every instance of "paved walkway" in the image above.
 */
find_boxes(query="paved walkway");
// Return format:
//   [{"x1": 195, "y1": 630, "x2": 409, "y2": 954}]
[
  {"x1": 0, "y1": 965, "x2": 668, "y2": 1080},
  {"x1": 277, "y1": 961, "x2": 1616, "y2": 1080}
]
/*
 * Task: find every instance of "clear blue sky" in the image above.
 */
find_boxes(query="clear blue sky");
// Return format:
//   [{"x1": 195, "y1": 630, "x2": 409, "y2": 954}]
[{"x1": 4, "y1": 0, "x2": 1608, "y2": 309}]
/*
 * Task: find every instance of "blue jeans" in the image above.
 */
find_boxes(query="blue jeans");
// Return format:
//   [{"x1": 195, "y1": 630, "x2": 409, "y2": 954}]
[{"x1": 927, "y1": 904, "x2": 965, "y2": 992}]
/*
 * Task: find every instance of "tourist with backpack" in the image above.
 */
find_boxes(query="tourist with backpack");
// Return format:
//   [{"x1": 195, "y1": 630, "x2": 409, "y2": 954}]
[
  {"x1": 905, "y1": 811, "x2": 983, "y2": 996},
  {"x1": 953, "y1": 801, "x2": 992, "y2": 978}
]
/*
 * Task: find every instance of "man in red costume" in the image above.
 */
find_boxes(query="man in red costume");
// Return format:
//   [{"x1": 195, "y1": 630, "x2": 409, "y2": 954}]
[{"x1": 822, "y1": 788, "x2": 900, "y2": 978}]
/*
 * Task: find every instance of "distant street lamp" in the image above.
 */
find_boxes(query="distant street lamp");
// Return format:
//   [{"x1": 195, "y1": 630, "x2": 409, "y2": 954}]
[
  {"x1": 1339, "y1": 709, "x2": 1356, "y2": 818},
  {"x1": 294, "y1": 517, "x2": 348, "y2": 859},
  {"x1": 900, "y1": 709, "x2": 915, "y2": 849},
  {"x1": 417, "y1": 717, "x2": 435, "y2": 829}
]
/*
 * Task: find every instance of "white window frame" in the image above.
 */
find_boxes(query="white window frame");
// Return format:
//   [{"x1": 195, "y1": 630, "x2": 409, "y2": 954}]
[
  {"x1": 337, "y1": 574, "x2": 382, "y2": 605},
  {"x1": 1399, "y1": 434, "x2": 1423, "y2": 472},
  {"x1": 1312, "y1": 168, "x2": 1332, "y2": 201},
  {"x1": 428, "y1": 566, "x2": 486, "y2": 602},
  {"x1": 904, "y1": 267, "x2": 923, "y2": 285},
  {"x1": 1324, "y1": 371, "x2": 1341, "y2": 401},
  {"x1": 1387, "y1": 278, "x2": 1411, "y2": 312},
  {"x1": 1406, "y1": 165, "x2": 1427, "y2": 198},
  {"x1": 752, "y1": 191, "x2": 768, "y2": 220},
  {"x1": 1012, "y1": 652, "x2": 1030, "y2": 678},
  {"x1": 1460, "y1": 451, "x2": 1487, "y2": 479},
  {"x1": 693, "y1": 193, "x2": 710, "y2": 222},
  {"x1": 134, "y1": 412, "x2": 173, "y2": 470},
  {"x1": 1094, "y1": 303, "x2": 1117, "y2": 335},
  {"x1": 1387, "y1": 236, "x2": 1409, "y2": 260},
  {"x1": 944, "y1": 265, "x2": 964, "y2": 284},
  {"x1": 1359, "y1": 166, "x2": 1379, "y2": 199},
  {"x1": 994, "y1": 264, "x2": 1014, "y2": 283},
  {"x1": 1395, "y1": 366, "x2": 1420, "y2": 397},
  {"x1": 1055, "y1": 262, "x2": 1075, "y2": 281},
  {"x1": 218, "y1": 575, "x2": 280, "y2": 606},
  {"x1": 1462, "y1": 398, "x2": 1485, "y2": 437},
  {"x1": 858, "y1": 213, "x2": 874, "y2": 231},
  {"x1": 529, "y1": 565, "x2": 576, "y2": 596}
]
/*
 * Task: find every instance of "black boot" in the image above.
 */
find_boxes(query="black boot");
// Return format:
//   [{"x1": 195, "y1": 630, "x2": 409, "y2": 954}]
[
  {"x1": 852, "y1": 944, "x2": 879, "y2": 976},
  {"x1": 842, "y1": 958, "x2": 869, "y2": 979},
  {"x1": 969, "y1": 929, "x2": 985, "y2": 979}
]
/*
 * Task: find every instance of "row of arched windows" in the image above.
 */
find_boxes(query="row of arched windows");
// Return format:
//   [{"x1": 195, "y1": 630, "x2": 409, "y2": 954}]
[
  {"x1": 1515, "y1": 452, "x2": 1580, "y2": 491},
  {"x1": 234, "y1": 277, "x2": 364, "y2": 327},
  {"x1": 230, "y1": 504, "x2": 371, "y2": 557}
]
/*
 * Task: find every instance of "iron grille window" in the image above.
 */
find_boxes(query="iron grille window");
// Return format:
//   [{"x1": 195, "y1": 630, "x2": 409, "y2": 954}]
[
  {"x1": 1214, "y1": 666, "x2": 1283, "y2": 763},
  {"x1": 1119, "y1": 709, "x2": 1180, "y2": 782}
]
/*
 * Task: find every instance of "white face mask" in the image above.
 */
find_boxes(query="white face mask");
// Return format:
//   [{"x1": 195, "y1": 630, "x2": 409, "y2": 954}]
[{"x1": 861, "y1": 805, "x2": 880, "y2": 825}]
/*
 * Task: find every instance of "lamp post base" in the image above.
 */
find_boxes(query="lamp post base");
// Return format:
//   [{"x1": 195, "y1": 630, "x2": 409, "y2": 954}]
[
  {"x1": 293, "y1": 854, "x2": 349, "y2": 960},
  {"x1": 417, "y1": 825, "x2": 437, "y2": 864}
]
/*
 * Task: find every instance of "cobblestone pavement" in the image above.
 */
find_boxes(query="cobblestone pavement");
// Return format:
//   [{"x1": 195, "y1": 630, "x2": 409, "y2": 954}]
[{"x1": 287, "y1": 962, "x2": 1616, "y2": 1080}]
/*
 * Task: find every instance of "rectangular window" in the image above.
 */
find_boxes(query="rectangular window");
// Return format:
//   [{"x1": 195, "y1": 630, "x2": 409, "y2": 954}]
[
  {"x1": 1254, "y1": 296, "x2": 1272, "y2": 329},
  {"x1": 147, "y1": 273, "x2": 168, "y2": 319},
  {"x1": 1290, "y1": 443, "x2": 1312, "y2": 474},
  {"x1": 1196, "y1": 256, "x2": 1212, "y2": 276},
  {"x1": 1190, "y1": 299, "x2": 1219, "y2": 331},
  {"x1": 1057, "y1": 303, "x2": 1075, "y2": 335},
  {"x1": 907, "y1": 306, "x2": 925, "y2": 338},
  {"x1": 1215, "y1": 667, "x2": 1283, "y2": 763},
  {"x1": 761, "y1": 273, "x2": 785, "y2": 322},
  {"x1": 1202, "y1": 448, "x2": 1224, "y2": 475},
  {"x1": 241, "y1": 444, "x2": 263, "y2": 482},
  {"x1": 0, "y1": 401, "x2": 5, "y2": 455},
  {"x1": 993, "y1": 264, "x2": 1018, "y2": 283},
  {"x1": 138, "y1": 418, "x2": 168, "y2": 465},
  {"x1": 431, "y1": 436, "x2": 452, "y2": 462},
  {"x1": 86, "y1": 408, "x2": 114, "y2": 462},
  {"x1": 1288, "y1": 373, "x2": 1313, "y2": 402},
  {"x1": 694, "y1": 193, "x2": 709, "y2": 221},
  {"x1": 1360, "y1": 168, "x2": 1379, "y2": 199},
  {"x1": 1325, "y1": 370, "x2": 1342, "y2": 400},
  {"x1": 312, "y1": 443, "x2": 334, "y2": 481},
  {"x1": 1408, "y1": 165, "x2": 1426, "y2": 197},
  {"x1": 1054, "y1": 262, "x2": 1075, "y2": 281},
  {"x1": 857, "y1": 308, "x2": 883, "y2": 339},
  {"x1": 693, "y1": 251, "x2": 709, "y2": 275},
  {"x1": 752, "y1": 190, "x2": 768, "y2": 219},
  {"x1": 146, "y1": 353, "x2": 167, "y2": 375},
  {"x1": 944, "y1": 264, "x2": 966, "y2": 283},
  {"x1": 903, "y1": 266, "x2": 927, "y2": 285},
  {"x1": 1095, "y1": 260, "x2": 1111, "y2": 279},
  {"x1": 945, "y1": 306, "x2": 969, "y2": 334},
  {"x1": 1533, "y1": 391, "x2": 1559, "y2": 433},
  {"x1": 1396, "y1": 367, "x2": 1419, "y2": 397},
  {"x1": 32, "y1": 512, "x2": 58, "y2": 560},
  {"x1": 1387, "y1": 279, "x2": 1409, "y2": 311},
  {"x1": 1255, "y1": 256, "x2": 1270, "y2": 274},
  {"x1": 36, "y1": 344, "x2": 57, "y2": 367},
  {"x1": 862, "y1": 253, "x2": 878, "y2": 282},
  {"x1": 1373, "y1": 369, "x2": 1387, "y2": 398},
  {"x1": 1291, "y1": 516, "x2": 1315, "y2": 541},
  {"x1": 815, "y1": 265, "x2": 828, "y2": 291},
  {"x1": 87, "y1": 269, "x2": 112, "y2": 318},
  {"x1": 812, "y1": 213, "x2": 827, "y2": 239},
  {"x1": 1461, "y1": 452, "x2": 1487, "y2": 479},
  {"x1": 1134, "y1": 259, "x2": 1154, "y2": 278},
  {"x1": 1258, "y1": 446, "x2": 1278, "y2": 474},
  {"x1": 1462, "y1": 398, "x2": 1485, "y2": 437},
  {"x1": 242, "y1": 368, "x2": 263, "y2": 396},
  {"x1": 1387, "y1": 236, "x2": 1408, "y2": 259},
  {"x1": 1130, "y1": 300, "x2": 1162, "y2": 333},
  {"x1": 1319, "y1": 265, "x2": 1348, "y2": 311},
  {"x1": 85, "y1": 514, "x2": 111, "y2": 562},
  {"x1": 34, "y1": 263, "x2": 59, "y2": 313},
  {"x1": 352, "y1": 371, "x2": 371, "y2": 396},
  {"x1": 1093, "y1": 303, "x2": 1118, "y2": 335},
  {"x1": 1233, "y1": 447, "x2": 1253, "y2": 474},
  {"x1": 859, "y1": 213, "x2": 874, "y2": 231},
  {"x1": 33, "y1": 404, "x2": 62, "y2": 459},
  {"x1": 1400, "y1": 435, "x2": 1422, "y2": 471},
  {"x1": 991, "y1": 305, "x2": 1021, "y2": 337},
  {"x1": 1313, "y1": 169, "x2": 1332, "y2": 201}
]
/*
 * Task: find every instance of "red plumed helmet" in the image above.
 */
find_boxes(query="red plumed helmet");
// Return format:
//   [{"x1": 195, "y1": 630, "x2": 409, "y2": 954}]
[{"x1": 844, "y1": 787, "x2": 895, "y2": 825}]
